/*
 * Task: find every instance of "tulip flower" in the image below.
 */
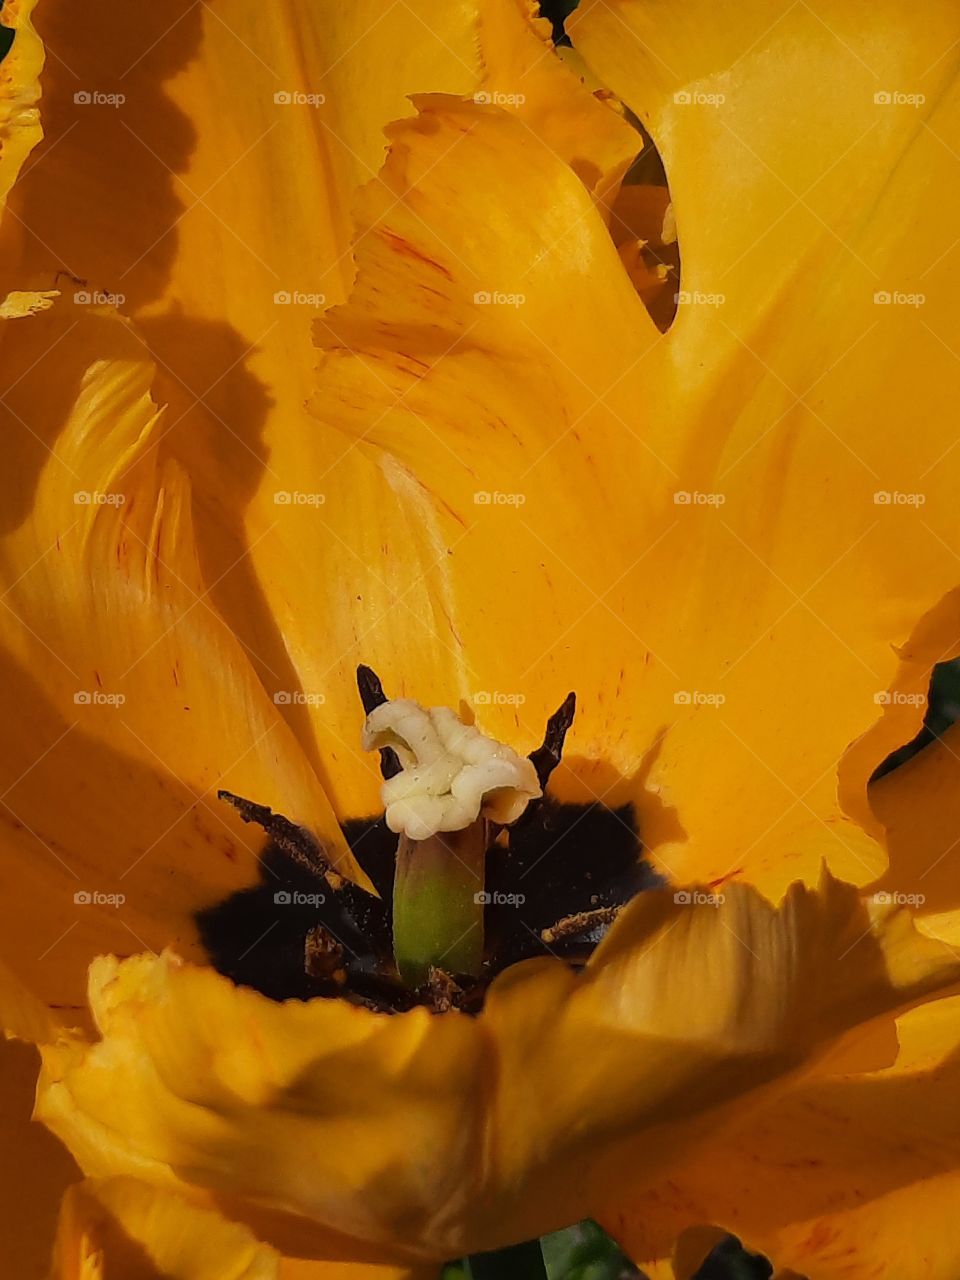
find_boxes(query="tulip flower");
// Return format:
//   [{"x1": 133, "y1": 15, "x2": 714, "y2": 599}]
[{"x1": 2, "y1": 1, "x2": 960, "y2": 1277}]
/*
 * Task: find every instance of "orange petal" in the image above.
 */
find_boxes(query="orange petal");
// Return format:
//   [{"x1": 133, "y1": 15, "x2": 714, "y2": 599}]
[
  {"x1": 0, "y1": 1038, "x2": 79, "y2": 1279},
  {"x1": 310, "y1": 0, "x2": 960, "y2": 897},
  {"x1": 601, "y1": 994, "x2": 960, "y2": 1280},
  {"x1": 35, "y1": 874, "x2": 960, "y2": 1259},
  {"x1": 0, "y1": 301, "x2": 364, "y2": 1009},
  {"x1": 0, "y1": 0, "x2": 43, "y2": 211}
]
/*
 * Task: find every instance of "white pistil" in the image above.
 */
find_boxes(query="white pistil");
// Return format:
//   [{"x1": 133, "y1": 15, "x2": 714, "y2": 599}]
[{"x1": 362, "y1": 699, "x2": 542, "y2": 840}]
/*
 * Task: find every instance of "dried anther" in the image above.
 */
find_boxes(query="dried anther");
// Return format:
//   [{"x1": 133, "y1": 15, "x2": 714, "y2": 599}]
[
  {"x1": 419, "y1": 966, "x2": 464, "y2": 1014},
  {"x1": 540, "y1": 905, "x2": 622, "y2": 945},
  {"x1": 304, "y1": 925, "x2": 347, "y2": 985},
  {"x1": 528, "y1": 690, "x2": 576, "y2": 791},
  {"x1": 218, "y1": 790, "x2": 334, "y2": 884}
]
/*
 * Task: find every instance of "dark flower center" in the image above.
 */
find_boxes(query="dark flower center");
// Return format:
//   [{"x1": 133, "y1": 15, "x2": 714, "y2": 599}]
[{"x1": 198, "y1": 668, "x2": 660, "y2": 1013}]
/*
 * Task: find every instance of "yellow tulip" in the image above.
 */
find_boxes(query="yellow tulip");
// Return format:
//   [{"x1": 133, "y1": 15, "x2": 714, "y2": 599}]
[{"x1": 3, "y1": 0, "x2": 960, "y2": 1276}]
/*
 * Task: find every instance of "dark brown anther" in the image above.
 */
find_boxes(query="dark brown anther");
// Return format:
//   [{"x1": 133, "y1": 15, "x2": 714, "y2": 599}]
[
  {"x1": 528, "y1": 691, "x2": 577, "y2": 789},
  {"x1": 355, "y1": 664, "x2": 402, "y2": 779},
  {"x1": 356, "y1": 663, "x2": 389, "y2": 713},
  {"x1": 304, "y1": 925, "x2": 347, "y2": 984},
  {"x1": 540, "y1": 904, "x2": 621, "y2": 946},
  {"x1": 218, "y1": 790, "x2": 332, "y2": 883},
  {"x1": 419, "y1": 966, "x2": 464, "y2": 1014}
]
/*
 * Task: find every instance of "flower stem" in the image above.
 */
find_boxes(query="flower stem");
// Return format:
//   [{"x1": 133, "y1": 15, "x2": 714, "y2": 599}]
[{"x1": 392, "y1": 822, "x2": 486, "y2": 988}]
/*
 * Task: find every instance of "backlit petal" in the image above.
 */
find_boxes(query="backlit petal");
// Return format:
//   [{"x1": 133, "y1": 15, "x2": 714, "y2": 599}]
[
  {"x1": 312, "y1": 0, "x2": 960, "y2": 896},
  {"x1": 0, "y1": 302, "x2": 364, "y2": 1009},
  {"x1": 51, "y1": 1177, "x2": 279, "y2": 1279},
  {"x1": 0, "y1": 0, "x2": 43, "y2": 211},
  {"x1": 35, "y1": 875, "x2": 960, "y2": 1259},
  {"x1": 601, "y1": 994, "x2": 960, "y2": 1280}
]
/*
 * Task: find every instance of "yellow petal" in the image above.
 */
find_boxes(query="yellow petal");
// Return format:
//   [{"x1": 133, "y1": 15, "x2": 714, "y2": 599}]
[
  {"x1": 0, "y1": 1037, "x2": 79, "y2": 1279},
  {"x1": 601, "y1": 993, "x2": 960, "y2": 1280},
  {"x1": 0, "y1": 0, "x2": 43, "y2": 211},
  {"x1": 49, "y1": 1176, "x2": 431, "y2": 1280},
  {"x1": 0, "y1": 301, "x2": 364, "y2": 1009},
  {"x1": 0, "y1": 0, "x2": 480, "y2": 848},
  {"x1": 50, "y1": 1177, "x2": 280, "y2": 1279},
  {"x1": 869, "y1": 720, "x2": 960, "y2": 926},
  {"x1": 310, "y1": 0, "x2": 960, "y2": 897},
  {"x1": 37, "y1": 950, "x2": 487, "y2": 1262},
  {"x1": 35, "y1": 872, "x2": 960, "y2": 1259},
  {"x1": 474, "y1": 871, "x2": 960, "y2": 1248},
  {"x1": 196, "y1": 0, "x2": 636, "y2": 828},
  {"x1": 475, "y1": 0, "x2": 638, "y2": 199}
]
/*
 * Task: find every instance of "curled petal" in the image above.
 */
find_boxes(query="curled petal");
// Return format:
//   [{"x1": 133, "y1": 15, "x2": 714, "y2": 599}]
[{"x1": 35, "y1": 873, "x2": 960, "y2": 1259}]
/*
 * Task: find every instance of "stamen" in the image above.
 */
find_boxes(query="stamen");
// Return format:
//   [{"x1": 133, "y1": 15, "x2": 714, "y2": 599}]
[
  {"x1": 218, "y1": 790, "x2": 334, "y2": 883},
  {"x1": 528, "y1": 691, "x2": 576, "y2": 790}
]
